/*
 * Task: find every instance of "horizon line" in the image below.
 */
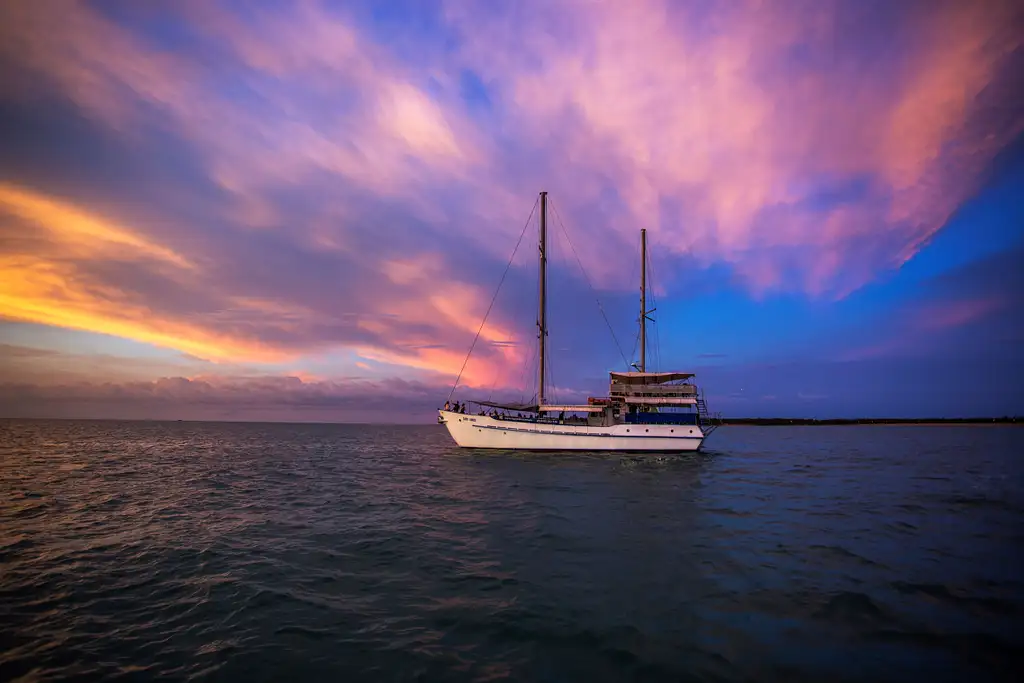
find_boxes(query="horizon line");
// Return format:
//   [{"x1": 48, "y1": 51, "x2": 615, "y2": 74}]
[{"x1": 2, "y1": 415, "x2": 1021, "y2": 426}]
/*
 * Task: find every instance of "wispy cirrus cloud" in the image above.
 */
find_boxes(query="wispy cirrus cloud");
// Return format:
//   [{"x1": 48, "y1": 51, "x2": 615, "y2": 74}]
[
  {"x1": 442, "y1": 0, "x2": 1022, "y2": 294},
  {"x1": 0, "y1": 0, "x2": 529, "y2": 388},
  {"x1": 835, "y1": 244, "x2": 1024, "y2": 362},
  {"x1": 0, "y1": 0, "x2": 1020, "y2": 419},
  {"x1": 4, "y1": 0, "x2": 1018, "y2": 290},
  {"x1": 0, "y1": 181, "x2": 523, "y2": 384}
]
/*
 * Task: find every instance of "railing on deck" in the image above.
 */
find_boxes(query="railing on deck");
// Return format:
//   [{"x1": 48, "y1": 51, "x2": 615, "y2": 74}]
[{"x1": 610, "y1": 384, "x2": 698, "y2": 397}]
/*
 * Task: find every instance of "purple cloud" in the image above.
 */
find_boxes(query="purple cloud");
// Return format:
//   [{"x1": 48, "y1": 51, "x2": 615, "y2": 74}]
[{"x1": 0, "y1": 0, "x2": 1020, "y2": 420}]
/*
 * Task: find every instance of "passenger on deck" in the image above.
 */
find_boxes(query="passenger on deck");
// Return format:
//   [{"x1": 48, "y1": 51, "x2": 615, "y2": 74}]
[{"x1": 444, "y1": 401, "x2": 451, "y2": 411}]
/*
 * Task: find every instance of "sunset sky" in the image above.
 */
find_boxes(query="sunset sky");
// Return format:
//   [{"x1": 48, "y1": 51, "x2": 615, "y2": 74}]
[{"x1": 1, "y1": 0, "x2": 1022, "y2": 422}]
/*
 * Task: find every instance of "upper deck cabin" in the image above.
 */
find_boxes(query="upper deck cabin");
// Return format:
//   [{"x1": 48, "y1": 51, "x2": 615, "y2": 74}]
[
  {"x1": 574, "y1": 371, "x2": 702, "y2": 426},
  {"x1": 606, "y1": 371, "x2": 698, "y2": 406}
]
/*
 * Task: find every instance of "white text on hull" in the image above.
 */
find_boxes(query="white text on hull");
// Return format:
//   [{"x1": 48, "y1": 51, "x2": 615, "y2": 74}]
[{"x1": 439, "y1": 411, "x2": 704, "y2": 452}]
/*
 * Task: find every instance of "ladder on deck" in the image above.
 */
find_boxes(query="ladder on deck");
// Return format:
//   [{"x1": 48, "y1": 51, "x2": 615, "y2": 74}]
[{"x1": 696, "y1": 390, "x2": 720, "y2": 436}]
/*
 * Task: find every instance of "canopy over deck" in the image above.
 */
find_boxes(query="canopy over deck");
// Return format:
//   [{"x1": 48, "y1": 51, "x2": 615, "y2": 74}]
[
  {"x1": 538, "y1": 404, "x2": 605, "y2": 413},
  {"x1": 622, "y1": 396, "x2": 697, "y2": 406},
  {"x1": 609, "y1": 371, "x2": 694, "y2": 385},
  {"x1": 468, "y1": 399, "x2": 538, "y2": 412}
]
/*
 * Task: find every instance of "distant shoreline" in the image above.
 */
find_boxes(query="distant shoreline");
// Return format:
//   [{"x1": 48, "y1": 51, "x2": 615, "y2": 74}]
[{"x1": 718, "y1": 417, "x2": 1022, "y2": 426}]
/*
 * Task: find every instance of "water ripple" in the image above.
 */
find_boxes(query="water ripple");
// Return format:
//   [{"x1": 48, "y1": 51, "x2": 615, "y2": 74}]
[{"x1": 1, "y1": 419, "x2": 1022, "y2": 682}]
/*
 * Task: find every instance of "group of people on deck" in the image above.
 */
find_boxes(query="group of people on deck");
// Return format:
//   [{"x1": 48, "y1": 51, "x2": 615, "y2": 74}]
[
  {"x1": 443, "y1": 401, "x2": 588, "y2": 424},
  {"x1": 444, "y1": 401, "x2": 531, "y2": 420},
  {"x1": 444, "y1": 401, "x2": 467, "y2": 414}
]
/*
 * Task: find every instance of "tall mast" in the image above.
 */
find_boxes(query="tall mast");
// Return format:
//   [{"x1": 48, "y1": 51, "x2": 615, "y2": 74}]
[
  {"x1": 538, "y1": 191, "x2": 548, "y2": 406},
  {"x1": 639, "y1": 228, "x2": 646, "y2": 373}
]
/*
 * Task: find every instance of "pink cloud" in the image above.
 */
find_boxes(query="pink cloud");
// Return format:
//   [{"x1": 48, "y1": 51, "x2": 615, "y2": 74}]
[
  {"x1": 4, "y1": 0, "x2": 1016, "y2": 300},
  {"x1": 916, "y1": 297, "x2": 1007, "y2": 331},
  {"x1": 838, "y1": 295, "x2": 1008, "y2": 361},
  {"x1": 0, "y1": 0, "x2": 1020, "y2": 394},
  {"x1": 0, "y1": 182, "x2": 531, "y2": 385},
  {"x1": 443, "y1": 0, "x2": 1023, "y2": 294}
]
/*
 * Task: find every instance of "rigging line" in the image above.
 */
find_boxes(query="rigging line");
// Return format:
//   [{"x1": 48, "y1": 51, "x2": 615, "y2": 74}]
[
  {"x1": 548, "y1": 199, "x2": 631, "y2": 371},
  {"x1": 548, "y1": 210, "x2": 567, "y2": 408},
  {"x1": 513, "y1": 289, "x2": 537, "y2": 403},
  {"x1": 546, "y1": 207, "x2": 555, "y2": 407},
  {"x1": 518, "y1": 318, "x2": 538, "y2": 406},
  {"x1": 545, "y1": 338, "x2": 560, "y2": 408},
  {"x1": 513, "y1": 335, "x2": 531, "y2": 402},
  {"x1": 448, "y1": 196, "x2": 539, "y2": 402},
  {"x1": 524, "y1": 338, "x2": 537, "y2": 406},
  {"x1": 488, "y1": 339, "x2": 518, "y2": 403},
  {"x1": 646, "y1": 240, "x2": 658, "y2": 371},
  {"x1": 546, "y1": 327, "x2": 559, "y2": 407},
  {"x1": 545, "y1": 354, "x2": 554, "y2": 407},
  {"x1": 626, "y1": 231, "x2": 634, "y2": 368},
  {"x1": 655, "y1": 300, "x2": 662, "y2": 372},
  {"x1": 526, "y1": 334, "x2": 537, "y2": 399},
  {"x1": 486, "y1": 359, "x2": 501, "y2": 402},
  {"x1": 651, "y1": 241, "x2": 659, "y2": 374}
]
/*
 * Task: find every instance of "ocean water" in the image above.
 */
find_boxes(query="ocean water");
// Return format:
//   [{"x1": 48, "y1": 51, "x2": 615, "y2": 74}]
[{"x1": 1, "y1": 419, "x2": 1021, "y2": 682}]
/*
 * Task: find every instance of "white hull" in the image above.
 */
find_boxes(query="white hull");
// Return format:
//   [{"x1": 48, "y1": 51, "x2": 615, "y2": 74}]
[{"x1": 439, "y1": 411, "x2": 703, "y2": 452}]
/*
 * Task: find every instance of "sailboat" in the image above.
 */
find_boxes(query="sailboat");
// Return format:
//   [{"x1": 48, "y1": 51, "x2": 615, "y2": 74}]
[{"x1": 439, "y1": 191, "x2": 717, "y2": 452}]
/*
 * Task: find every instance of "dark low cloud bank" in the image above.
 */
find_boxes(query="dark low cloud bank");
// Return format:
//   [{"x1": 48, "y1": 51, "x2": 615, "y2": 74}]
[
  {"x1": 0, "y1": 374, "x2": 587, "y2": 423},
  {"x1": 3, "y1": 349, "x2": 1021, "y2": 422},
  {"x1": 0, "y1": 376, "x2": 446, "y2": 423}
]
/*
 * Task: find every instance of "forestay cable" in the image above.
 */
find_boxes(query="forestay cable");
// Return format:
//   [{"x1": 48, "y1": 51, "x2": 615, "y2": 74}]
[
  {"x1": 648, "y1": 240, "x2": 662, "y2": 371},
  {"x1": 549, "y1": 199, "x2": 631, "y2": 371},
  {"x1": 448, "y1": 197, "x2": 539, "y2": 402}
]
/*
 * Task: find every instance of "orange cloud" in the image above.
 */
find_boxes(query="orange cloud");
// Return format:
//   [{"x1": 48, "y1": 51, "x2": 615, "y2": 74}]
[
  {"x1": 0, "y1": 185, "x2": 528, "y2": 385},
  {"x1": 0, "y1": 257, "x2": 292, "y2": 364},
  {"x1": 370, "y1": 253, "x2": 526, "y2": 386},
  {"x1": 7, "y1": 0, "x2": 1015, "y2": 300},
  {"x1": 0, "y1": 0, "x2": 1019, "y2": 400},
  {"x1": 0, "y1": 183, "x2": 191, "y2": 269},
  {"x1": 0, "y1": 185, "x2": 291, "y2": 363}
]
